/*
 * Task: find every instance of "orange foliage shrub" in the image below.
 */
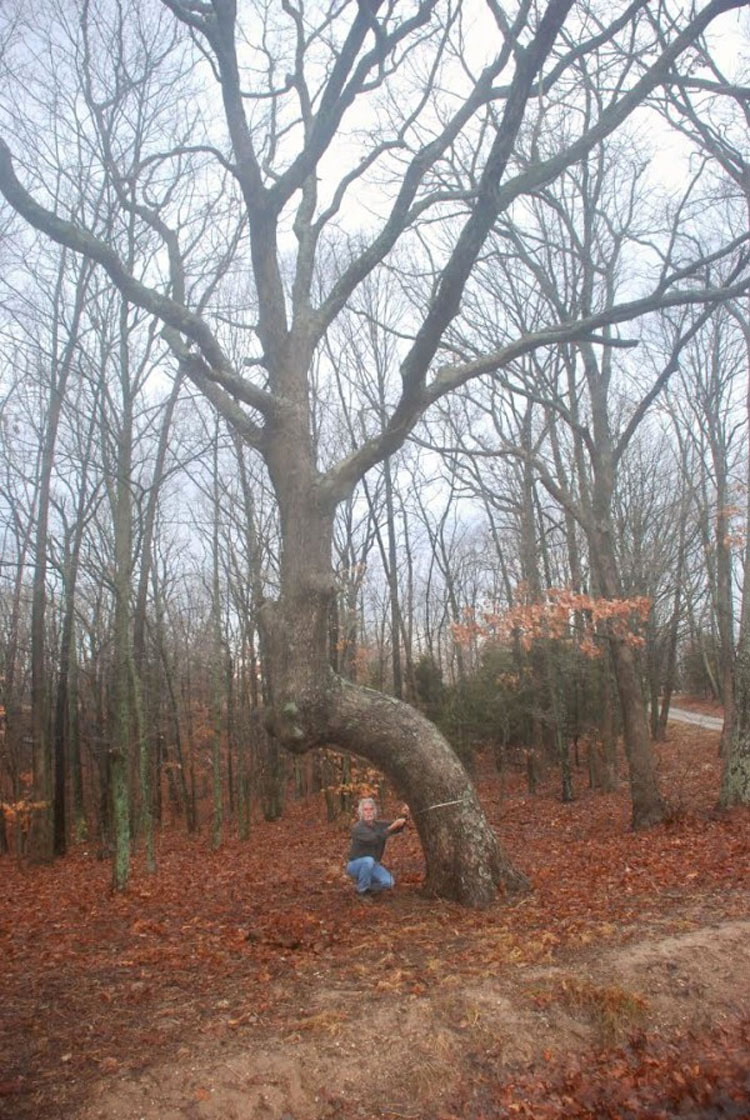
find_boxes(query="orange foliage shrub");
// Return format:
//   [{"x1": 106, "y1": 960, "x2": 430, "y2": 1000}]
[{"x1": 454, "y1": 587, "x2": 652, "y2": 657}]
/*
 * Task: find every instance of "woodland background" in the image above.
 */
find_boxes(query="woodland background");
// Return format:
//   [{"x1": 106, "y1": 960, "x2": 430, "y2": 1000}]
[
  {"x1": 0, "y1": 8, "x2": 747, "y2": 869},
  {"x1": 1, "y1": 2, "x2": 750, "y2": 1114},
  {"x1": 0, "y1": 0, "x2": 748, "y2": 866}
]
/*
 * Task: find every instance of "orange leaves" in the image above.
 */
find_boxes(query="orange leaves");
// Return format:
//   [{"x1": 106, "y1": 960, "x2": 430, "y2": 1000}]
[
  {"x1": 454, "y1": 588, "x2": 652, "y2": 658},
  {"x1": 1, "y1": 768, "x2": 50, "y2": 844},
  {"x1": 129, "y1": 917, "x2": 169, "y2": 938},
  {"x1": 1, "y1": 798, "x2": 50, "y2": 823},
  {"x1": 2, "y1": 726, "x2": 749, "y2": 1120},
  {"x1": 484, "y1": 1020, "x2": 750, "y2": 1119},
  {"x1": 1, "y1": 798, "x2": 52, "y2": 853},
  {"x1": 317, "y1": 747, "x2": 381, "y2": 803},
  {"x1": 0, "y1": 1078, "x2": 24, "y2": 1097}
]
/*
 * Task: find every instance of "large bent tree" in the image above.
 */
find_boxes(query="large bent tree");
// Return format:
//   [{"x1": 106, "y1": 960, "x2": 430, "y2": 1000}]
[{"x1": 0, "y1": 0, "x2": 746, "y2": 904}]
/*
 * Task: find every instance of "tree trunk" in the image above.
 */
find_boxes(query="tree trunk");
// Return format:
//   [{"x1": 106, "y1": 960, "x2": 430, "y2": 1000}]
[
  {"x1": 31, "y1": 252, "x2": 91, "y2": 861},
  {"x1": 54, "y1": 555, "x2": 76, "y2": 856},
  {"x1": 256, "y1": 718, "x2": 284, "y2": 823},
  {"x1": 585, "y1": 446, "x2": 663, "y2": 820},
  {"x1": 109, "y1": 300, "x2": 136, "y2": 890},
  {"x1": 590, "y1": 549, "x2": 663, "y2": 823},
  {"x1": 2, "y1": 509, "x2": 35, "y2": 816},
  {"x1": 584, "y1": 349, "x2": 665, "y2": 829},
  {"x1": 259, "y1": 491, "x2": 527, "y2": 907},
  {"x1": 600, "y1": 657, "x2": 619, "y2": 791},
  {"x1": 236, "y1": 719, "x2": 252, "y2": 841},
  {"x1": 656, "y1": 504, "x2": 687, "y2": 742},
  {"x1": 609, "y1": 637, "x2": 665, "y2": 828},
  {"x1": 134, "y1": 668, "x2": 155, "y2": 873},
  {"x1": 719, "y1": 312, "x2": 750, "y2": 807},
  {"x1": 328, "y1": 677, "x2": 528, "y2": 903},
  {"x1": 720, "y1": 627, "x2": 750, "y2": 807},
  {"x1": 210, "y1": 424, "x2": 224, "y2": 850},
  {"x1": 383, "y1": 455, "x2": 404, "y2": 699}
]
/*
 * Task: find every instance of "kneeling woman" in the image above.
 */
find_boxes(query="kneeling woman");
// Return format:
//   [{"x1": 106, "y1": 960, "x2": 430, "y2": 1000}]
[{"x1": 346, "y1": 797, "x2": 407, "y2": 898}]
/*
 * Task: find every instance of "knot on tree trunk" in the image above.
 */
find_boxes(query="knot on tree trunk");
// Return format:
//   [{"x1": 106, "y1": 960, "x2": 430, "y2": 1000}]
[{"x1": 263, "y1": 701, "x2": 309, "y2": 753}]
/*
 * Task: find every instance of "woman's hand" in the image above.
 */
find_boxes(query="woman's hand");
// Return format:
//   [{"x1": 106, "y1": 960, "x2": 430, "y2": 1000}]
[{"x1": 388, "y1": 816, "x2": 407, "y2": 832}]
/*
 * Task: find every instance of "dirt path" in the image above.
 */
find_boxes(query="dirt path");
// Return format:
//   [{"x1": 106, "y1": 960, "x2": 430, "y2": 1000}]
[
  {"x1": 669, "y1": 707, "x2": 724, "y2": 732},
  {"x1": 73, "y1": 915, "x2": 750, "y2": 1120}
]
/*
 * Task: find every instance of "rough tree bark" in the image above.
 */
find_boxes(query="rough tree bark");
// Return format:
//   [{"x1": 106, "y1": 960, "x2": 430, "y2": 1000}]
[{"x1": 721, "y1": 627, "x2": 750, "y2": 808}]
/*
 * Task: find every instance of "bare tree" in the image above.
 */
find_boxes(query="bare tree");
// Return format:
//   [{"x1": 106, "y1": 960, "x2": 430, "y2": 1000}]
[
  {"x1": 654, "y1": 30, "x2": 750, "y2": 804},
  {"x1": 1, "y1": 0, "x2": 748, "y2": 900}
]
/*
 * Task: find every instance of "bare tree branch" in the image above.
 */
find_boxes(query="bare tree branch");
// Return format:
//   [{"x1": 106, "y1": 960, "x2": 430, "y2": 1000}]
[{"x1": 0, "y1": 139, "x2": 277, "y2": 420}]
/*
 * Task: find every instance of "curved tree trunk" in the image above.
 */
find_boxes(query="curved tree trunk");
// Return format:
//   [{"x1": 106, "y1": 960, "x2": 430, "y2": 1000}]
[
  {"x1": 332, "y1": 679, "x2": 527, "y2": 903},
  {"x1": 268, "y1": 666, "x2": 528, "y2": 906},
  {"x1": 259, "y1": 486, "x2": 528, "y2": 908}
]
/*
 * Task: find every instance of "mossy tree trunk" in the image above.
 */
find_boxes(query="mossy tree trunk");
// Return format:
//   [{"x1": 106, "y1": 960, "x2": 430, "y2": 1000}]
[{"x1": 720, "y1": 629, "x2": 750, "y2": 807}]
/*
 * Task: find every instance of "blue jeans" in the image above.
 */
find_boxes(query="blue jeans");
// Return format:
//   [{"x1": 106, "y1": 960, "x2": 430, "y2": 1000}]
[{"x1": 346, "y1": 856, "x2": 395, "y2": 894}]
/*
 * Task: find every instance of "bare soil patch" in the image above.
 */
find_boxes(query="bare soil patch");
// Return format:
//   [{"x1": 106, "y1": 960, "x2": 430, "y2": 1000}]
[
  {"x1": 69, "y1": 914, "x2": 750, "y2": 1120},
  {"x1": 3, "y1": 720, "x2": 749, "y2": 1119}
]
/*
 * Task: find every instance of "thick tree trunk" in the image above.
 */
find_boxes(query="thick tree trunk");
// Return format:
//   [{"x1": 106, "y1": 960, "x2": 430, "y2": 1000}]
[
  {"x1": 259, "y1": 491, "x2": 527, "y2": 907},
  {"x1": 268, "y1": 669, "x2": 528, "y2": 905},
  {"x1": 329, "y1": 678, "x2": 528, "y2": 904}
]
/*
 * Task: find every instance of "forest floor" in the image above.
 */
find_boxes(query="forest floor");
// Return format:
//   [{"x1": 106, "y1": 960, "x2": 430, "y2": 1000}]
[{"x1": 2, "y1": 711, "x2": 750, "y2": 1120}]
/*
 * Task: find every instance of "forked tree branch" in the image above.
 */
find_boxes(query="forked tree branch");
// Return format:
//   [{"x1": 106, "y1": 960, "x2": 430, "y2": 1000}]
[{"x1": 0, "y1": 139, "x2": 277, "y2": 423}]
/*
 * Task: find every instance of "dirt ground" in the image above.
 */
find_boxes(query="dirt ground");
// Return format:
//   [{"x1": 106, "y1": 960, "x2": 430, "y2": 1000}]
[
  {"x1": 72, "y1": 912, "x2": 750, "y2": 1120},
  {"x1": 3, "y1": 721, "x2": 750, "y2": 1119}
]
